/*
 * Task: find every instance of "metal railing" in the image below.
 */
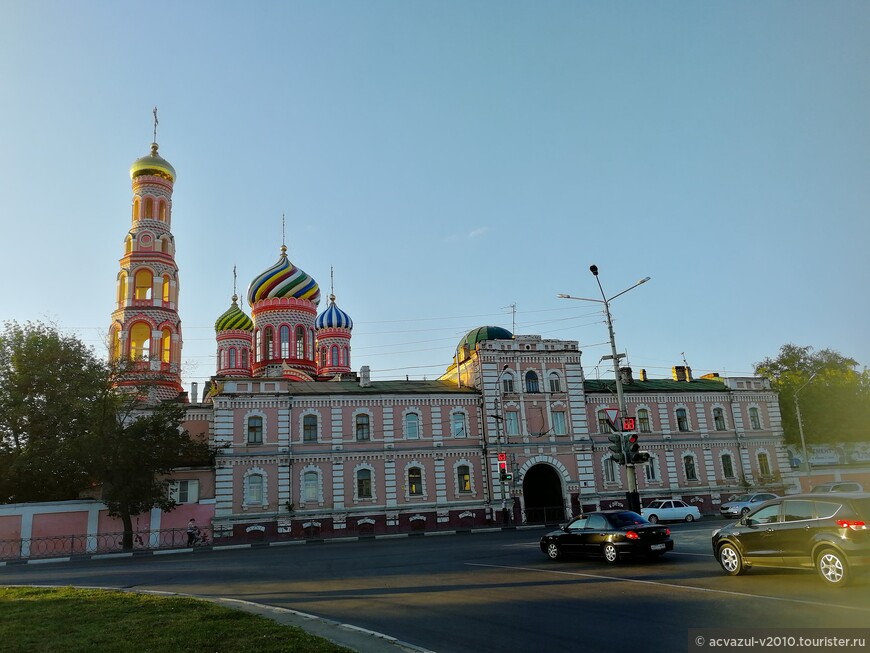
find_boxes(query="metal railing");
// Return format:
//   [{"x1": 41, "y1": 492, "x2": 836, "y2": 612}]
[{"x1": 0, "y1": 527, "x2": 211, "y2": 562}]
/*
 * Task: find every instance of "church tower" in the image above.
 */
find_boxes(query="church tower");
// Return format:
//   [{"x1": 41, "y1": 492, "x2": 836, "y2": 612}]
[{"x1": 109, "y1": 112, "x2": 184, "y2": 400}]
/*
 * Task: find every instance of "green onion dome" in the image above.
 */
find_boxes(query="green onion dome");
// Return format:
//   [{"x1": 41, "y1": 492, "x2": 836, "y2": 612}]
[
  {"x1": 247, "y1": 246, "x2": 321, "y2": 306},
  {"x1": 130, "y1": 143, "x2": 176, "y2": 182},
  {"x1": 214, "y1": 295, "x2": 253, "y2": 332},
  {"x1": 458, "y1": 326, "x2": 513, "y2": 351}
]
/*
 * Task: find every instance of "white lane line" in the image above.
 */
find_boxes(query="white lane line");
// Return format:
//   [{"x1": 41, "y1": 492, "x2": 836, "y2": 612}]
[{"x1": 464, "y1": 562, "x2": 870, "y2": 613}]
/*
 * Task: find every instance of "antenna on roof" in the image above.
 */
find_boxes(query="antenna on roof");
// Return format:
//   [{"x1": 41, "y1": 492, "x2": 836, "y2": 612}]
[{"x1": 502, "y1": 303, "x2": 517, "y2": 334}]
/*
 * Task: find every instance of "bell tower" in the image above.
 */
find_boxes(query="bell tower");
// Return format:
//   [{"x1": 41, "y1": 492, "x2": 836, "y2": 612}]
[{"x1": 109, "y1": 109, "x2": 184, "y2": 400}]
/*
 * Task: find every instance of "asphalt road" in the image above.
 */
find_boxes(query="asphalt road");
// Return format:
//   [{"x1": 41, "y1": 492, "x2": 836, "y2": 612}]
[{"x1": 2, "y1": 521, "x2": 869, "y2": 653}]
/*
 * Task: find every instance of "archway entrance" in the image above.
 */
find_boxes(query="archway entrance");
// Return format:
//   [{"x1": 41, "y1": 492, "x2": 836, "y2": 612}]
[{"x1": 522, "y1": 464, "x2": 565, "y2": 524}]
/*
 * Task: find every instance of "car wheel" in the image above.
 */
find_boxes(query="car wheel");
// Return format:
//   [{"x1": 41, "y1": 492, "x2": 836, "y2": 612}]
[
  {"x1": 816, "y1": 548, "x2": 850, "y2": 587},
  {"x1": 545, "y1": 542, "x2": 561, "y2": 561},
  {"x1": 717, "y1": 543, "x2": 745, "y2": 576},
  {"x1": 740, "y1": 507, "x2": 750, "y2": 517},
  {"x1": 603, "y1": 542, "x2": 620, "y2": 564},
  {"x1": 648, "y1": 514, "x2": 659, "y2": 524},
  {"x1": 685, "y1": 514, "x2": 695, "y2": 523}
]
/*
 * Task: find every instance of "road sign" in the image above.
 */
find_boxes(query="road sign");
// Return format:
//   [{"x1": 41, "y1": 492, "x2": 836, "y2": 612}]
[{"x1": 604, "y1": 408, "x2": 619, "y2": 428}]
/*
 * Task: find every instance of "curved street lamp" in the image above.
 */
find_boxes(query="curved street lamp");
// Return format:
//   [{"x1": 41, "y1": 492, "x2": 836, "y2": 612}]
[{"x1": 558, "y1": 265, "x2": 651, "y2": 513}]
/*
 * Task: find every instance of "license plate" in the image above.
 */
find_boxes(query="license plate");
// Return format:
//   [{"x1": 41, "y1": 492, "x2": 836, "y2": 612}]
[{"x1": 651, "y1": 543, "x2": 665, "y2": 551}]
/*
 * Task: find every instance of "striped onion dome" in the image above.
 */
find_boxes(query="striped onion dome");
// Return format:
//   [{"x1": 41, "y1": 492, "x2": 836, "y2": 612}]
[
  {"x1": 214, "y1": 295, "x2": 253, "y2": 332},
  {"x1": 247, "y1": 246, "x2": 321, "y2": 306},
  {"x1": 315, "y1": 295, "x2": 353, "y2": 330}
]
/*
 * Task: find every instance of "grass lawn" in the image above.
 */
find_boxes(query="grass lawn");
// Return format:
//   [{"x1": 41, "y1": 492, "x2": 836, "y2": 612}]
[{"x1": 0, "y1": 586, "x2": 351, "y2": 653}]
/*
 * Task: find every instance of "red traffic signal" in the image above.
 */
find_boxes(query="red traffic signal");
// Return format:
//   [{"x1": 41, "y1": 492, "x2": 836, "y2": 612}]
[{"x1": 497, "y1": 452, "x2": 507, "y2": 462}]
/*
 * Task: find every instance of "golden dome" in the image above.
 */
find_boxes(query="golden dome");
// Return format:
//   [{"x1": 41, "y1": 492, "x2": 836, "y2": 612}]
[{"x1": 130, "y1": 143, "x2": 176, "y2": 182}]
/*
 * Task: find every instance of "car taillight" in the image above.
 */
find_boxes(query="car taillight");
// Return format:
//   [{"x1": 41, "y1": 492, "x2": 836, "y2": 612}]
[
  {"x1": 626, "y1": 531, "x2": 639, "y2": 540},
  {"x1": 665, "y1": 528, "x2": 671, "y2": 536},
  {"x1": 836, "y1": 519, "x2": 866, "y2": 531}
]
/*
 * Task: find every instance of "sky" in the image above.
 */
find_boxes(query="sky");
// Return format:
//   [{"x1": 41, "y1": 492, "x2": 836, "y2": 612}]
[{"x1": 2, "y1": 1, "x2": 868, "y2": 396}]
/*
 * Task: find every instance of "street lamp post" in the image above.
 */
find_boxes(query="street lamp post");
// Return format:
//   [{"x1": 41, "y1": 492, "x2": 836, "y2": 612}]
[
  {"x1": 559, "y1": 265, "x2": 650, "y2": 514},
  {"x1": 490, "y1": 364, "x2": 511, "y2": 525},
  {"x1": 794, "y1": 372, "x2": 818, "y2": 480}
]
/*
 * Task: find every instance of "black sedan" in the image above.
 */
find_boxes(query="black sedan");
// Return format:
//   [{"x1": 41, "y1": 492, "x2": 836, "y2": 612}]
[{"x1": 540, "y1": 510, "x2": 673, "y2": 563}]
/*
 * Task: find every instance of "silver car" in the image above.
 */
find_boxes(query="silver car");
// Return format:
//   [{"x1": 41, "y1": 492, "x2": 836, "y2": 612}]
[{"x1": 719, "y1": 492, "x2": 779, "y2": 518}]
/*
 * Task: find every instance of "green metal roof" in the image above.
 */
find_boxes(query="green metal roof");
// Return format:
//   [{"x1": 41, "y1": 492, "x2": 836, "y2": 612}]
[{"x1": 583, "y1": 378, "x2": 729, "y2": 394}]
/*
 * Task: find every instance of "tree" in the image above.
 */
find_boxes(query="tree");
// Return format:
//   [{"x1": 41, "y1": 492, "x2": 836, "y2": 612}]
[
  {"x1": 0, "y1": 321, "x2": 213, "y2": 550},
  {"x1": 87, "y1": 398, "x2": 212, "y2": 550},
  {"x1": 0, "y1": 321, "x2": 107, "y2": 502},
  {"x1": 755, "y1": 344, "x2": 870, "y2": 446}
]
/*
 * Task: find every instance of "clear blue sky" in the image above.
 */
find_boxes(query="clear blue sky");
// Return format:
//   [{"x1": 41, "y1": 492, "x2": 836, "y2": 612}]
[{"x1": 2, "y1": 1, "x2": 868, "y2": 395}]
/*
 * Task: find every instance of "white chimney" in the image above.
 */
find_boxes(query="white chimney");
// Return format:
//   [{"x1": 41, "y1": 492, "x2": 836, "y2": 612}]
[
  {"x1": 360, "y1": 366, "x2": 371, "y2": 387},
  {"x1": 191, "y1": 382, "x2": 199, "y2": 403}
]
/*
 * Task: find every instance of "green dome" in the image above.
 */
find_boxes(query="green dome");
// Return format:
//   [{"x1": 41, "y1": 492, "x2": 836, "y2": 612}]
[
  {"x1": 214, "y1": 296, "x2": 253, "y2": 332},
  {"x1": 130, "y1": 143, "x2": 176, "y2": 182},
  {"x1": 458, "y1": 326, "x2": 513, "y2": 352}
]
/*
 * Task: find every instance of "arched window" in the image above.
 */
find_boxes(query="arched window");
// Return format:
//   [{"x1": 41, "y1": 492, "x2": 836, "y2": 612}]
[
  {"x1": 303, "y1": 471, "x2": 318, "y2": 502},
  {"x1": 144, "y1": 197, "x2": 154, "y2": 218},
  {"x1": 246, "y1": 474, "x2": 264, "y2": 505},
  {"x1": 241, "y1": 348, "x2": 248, "y2": 368},
  {"x1": 295, "y1": 326, "x2": 305, "y2": 359},
  {"x1": 637, "y1": 408, "x2": 651, "y2": 433},
  {"x1": 161, "y1": 275, "x2": 171, "y2": 303},
  {"x1": 129, "y1": 322, "x2": 151, "y2": 360},
  {"x1": 758, "y1": 452, "x2": 771, "y2": 477},
  {"x1": 505, "y1": 411, "x2": 520, "y2": 436},
  {"x1": 263, "y1": 326, "x2": 274, "y2": 359},
  {"x1": 132, "y1": 198, "x2": 140, "y2": 220},
  {"x1": 604, "y1": 458, "x2": 617, "y2": 483},
  {"x1": 683, "y1": 455, "x2": 698, "y2": 481},
  {"x1": 134, "y1": 269, "x2": 153, "y2": 300},
  {"x1": 713, "y1": 407, "x2": 726, "y2": 431},
  {"x1": 247, "y1": 416, "x2": 263, "y2": 444},
  {"x1": 355, "y1": 414, "x2": 370, "y2": 441},
  {"x1": 161, "y1": 329, "x2": 171, "y2": 363},
  {"x1": 721, "y1": 453, "x2": 735, "y2": 479},
  {"x1": 320, "y1": 347, "x2": 327, "y2": 367},
  {"x1": 525, "y1": 371, "x2": 540, "y2": 393},
  {"x1": 228, "y1": 348, "x2": 237, "y2": 368},
  {"x1": 343, "y1": 346, "x2": 350, "y2": 367},
  {"x1": 158, "y1": 200, "x2": 167, "y2": 221},
  {"x1": 253, "y1": 330, "x2": 260, "y2": 362},
  {"x1": 451, "y1": 412, "x2": 467, "y2": 438},
  {"x1": 548, "y1": 372, "x2": 561, "y2": 393},
  {"x1": 117, "y1": 272, "x2": 127, "y2": 306},
  {"x1": 125, "y1": 236, "x2": 133, "y2": 255},
  {"x1": 280, "y1": 326, "x2": 290, "y2": 358},
  {"x1": 111, "y1": 327, "x2": 122, "y2": 361},
  {"x1": 303, "y1": 414, "x2": 318, "y2": 442},
  {"x1": 501, "y1": 373, "x2": 515, "y2": 393},
  {"x1": 749, "y1": 407, "x2": 762, "y2": 430},
  {"x1": 644, "y1": 457, "x2": 659, "y2": 481},
  {"x1": 331, "y1": 345, "x2": 339, "y2": 366},
  {"x1": 408, "y1": 467, "x2": 423, "y2": 496},
  {"x1": 676, "y1": 408, "x2": 689, "y2": 432},
  {"x1": 357, "y1": 469, "x2": 372, "y2": 499},
  {"x1": 457, "y1": 465, "x2": 471, "y2": 493},
  {"x1": 405, "y1": 413, "x2": 420, "y2": 439},
  {"x1": 309, "y1": 329, "x2": 315, "y2": 359}
]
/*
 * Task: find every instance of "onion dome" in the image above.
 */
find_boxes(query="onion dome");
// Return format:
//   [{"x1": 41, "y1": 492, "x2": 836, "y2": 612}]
[
  {"x1": 247, "y1": 246, "x2": 321, "y2": 306},
  {"x1": 316, "y1": 294, "x2": 353, "y2": 330},
  {"x1": 214, "y1": 295, "x2": 253, "y2": 332},
  {"x1": 130, "y1": 143, "x2": 176, "y2": 182},
  {"x1": 459, "y1": 325, "x2": 513, "y2": 351}
]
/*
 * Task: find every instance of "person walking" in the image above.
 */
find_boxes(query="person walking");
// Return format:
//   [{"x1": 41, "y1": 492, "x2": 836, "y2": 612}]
[{"x1": 186, "y1": 518, "x2": 199, "y2": 546}]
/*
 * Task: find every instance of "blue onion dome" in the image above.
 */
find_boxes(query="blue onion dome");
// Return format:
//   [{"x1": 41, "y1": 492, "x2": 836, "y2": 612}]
[
  {"x1": 316, "y1": 294, "x2": 353, "y2": 330},
  {"x1": 214, "y1": 295, "x2": 253, "y2": 332},
  {"x1": 247, "y1": 245, "x2": 321, "y2": 306},
  {"x1": 130, "y1": 143, "x2": 176, "y2": 182},
  {"x1": 459, "y1": 325, "x2": 513, "y2": 351}
]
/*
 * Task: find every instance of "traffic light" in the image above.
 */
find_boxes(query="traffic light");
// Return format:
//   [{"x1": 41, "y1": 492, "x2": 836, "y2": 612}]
[
  {"x1": 625, "y1": 433, "x2": 650, "y2": 464},
  {"x1": 497, "y1": 453, "x2": 512, "y2": 482},
  {"x1": 607, "y1": 432, "x2": 626, "y2": 465}
]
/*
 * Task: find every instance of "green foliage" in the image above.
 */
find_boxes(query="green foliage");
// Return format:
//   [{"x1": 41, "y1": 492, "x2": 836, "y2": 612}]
[
  {"x1": 755, "y1": 344, "x2": 870, "y2": 445},
  {"x1": 0, "y1": 321, "x2": 109, "y2": 502},
  {"x1": 0, "y1": 322, "x2": 214, "y2": 542}
]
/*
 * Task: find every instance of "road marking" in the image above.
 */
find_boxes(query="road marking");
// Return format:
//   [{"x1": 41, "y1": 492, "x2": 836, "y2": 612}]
[{"x1": 464, "y1": 562, "x2": 870, "y2": 613}]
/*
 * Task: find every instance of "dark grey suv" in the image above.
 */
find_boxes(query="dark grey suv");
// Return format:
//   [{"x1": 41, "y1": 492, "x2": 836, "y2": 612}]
[{"x1": 711, "y1": 493, "x2": 870, "y2": 587}]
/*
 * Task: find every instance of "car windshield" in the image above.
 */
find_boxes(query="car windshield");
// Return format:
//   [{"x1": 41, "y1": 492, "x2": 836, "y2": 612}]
[{"x1": 608, "y1": 511, "x2": 648, "y2": 528}]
